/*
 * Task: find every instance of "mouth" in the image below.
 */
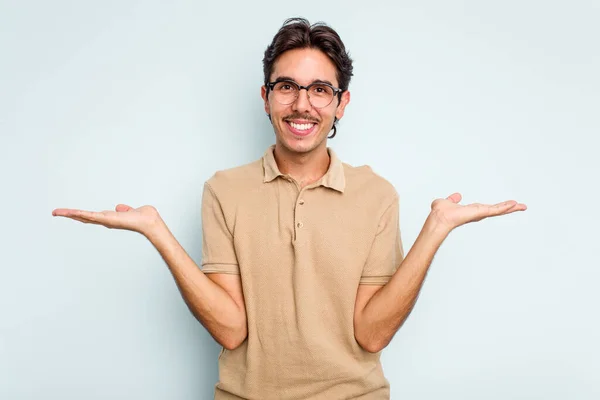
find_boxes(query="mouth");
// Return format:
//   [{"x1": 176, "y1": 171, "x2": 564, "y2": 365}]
[{"x1": 284, "y1": 120, "x2": 318, "y2": 137}]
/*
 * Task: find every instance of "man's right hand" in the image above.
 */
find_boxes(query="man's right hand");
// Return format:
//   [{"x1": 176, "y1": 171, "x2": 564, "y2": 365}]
[{"x1": 52, "y1": 204, "x2": 163, "y2": 237}]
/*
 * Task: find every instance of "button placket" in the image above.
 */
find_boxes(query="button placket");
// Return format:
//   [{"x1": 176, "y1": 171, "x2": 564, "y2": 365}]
[{"x1": 294, "y1": 189, "x2": 307, "y2": 236}]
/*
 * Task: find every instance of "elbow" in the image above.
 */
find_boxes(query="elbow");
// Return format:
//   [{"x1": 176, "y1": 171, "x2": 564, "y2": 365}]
[
  {"x1": 221, "y1": 332, "x2": 247, "y2": 350},
  {"x1": 355, "y1": 331, "x2": 388, "y2": 354},
  {"x1": 359, "y1": 339, "x2": 386, "y2": 354},
  {"x1": 220, "y1": 321, "x2": 248, "y2": 351},
  {"x1": 222, "y1": 340, "x2": 241, "y2": 351}
]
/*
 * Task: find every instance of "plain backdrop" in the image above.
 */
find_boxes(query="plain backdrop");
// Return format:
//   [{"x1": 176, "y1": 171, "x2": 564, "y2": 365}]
[{"x1": 1, "y1": 0, "x2": 598, "y2": 399}]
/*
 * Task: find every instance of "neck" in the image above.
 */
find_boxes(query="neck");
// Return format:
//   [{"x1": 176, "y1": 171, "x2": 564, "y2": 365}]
[{"x1": 273, "y1": 143, "x2": 330, "y2": 188}]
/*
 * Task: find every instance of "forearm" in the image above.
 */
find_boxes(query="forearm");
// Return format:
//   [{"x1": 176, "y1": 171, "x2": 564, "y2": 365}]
[
  {"x1": 356, "y1": 214, "x2": 450, "y2": 352},
  {"x1": 145, "y1": 220, "x2": 247, "y2": 349}
]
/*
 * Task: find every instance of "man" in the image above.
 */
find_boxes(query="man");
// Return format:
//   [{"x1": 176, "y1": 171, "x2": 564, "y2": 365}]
[{"x1": 53, "y1": 18, "x2": 526, "y2": 400}]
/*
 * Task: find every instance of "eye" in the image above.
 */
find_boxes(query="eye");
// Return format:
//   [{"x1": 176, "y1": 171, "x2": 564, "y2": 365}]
[
  {"x1": 275, "y1": 82, "x2": 296, "y2": 92},
  {"x1": 310, "y1": 84, "x2": 333, "y2": 96}
]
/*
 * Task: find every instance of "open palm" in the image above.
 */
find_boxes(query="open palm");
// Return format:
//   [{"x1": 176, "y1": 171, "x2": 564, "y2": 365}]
[
  {"x1": 52, "y1": 204, "x2": 161, "y2": 235},
  {"x1": 431, "y1": 193, "x2": 527, "y2": 231}
]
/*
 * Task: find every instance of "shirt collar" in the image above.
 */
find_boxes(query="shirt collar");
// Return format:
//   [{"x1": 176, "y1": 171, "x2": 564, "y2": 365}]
[{"x1": 262, "y1": 144, "x2": 346, "y2": 193}]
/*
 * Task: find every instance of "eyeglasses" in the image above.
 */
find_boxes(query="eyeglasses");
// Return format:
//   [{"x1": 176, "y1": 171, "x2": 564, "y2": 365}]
[{"x1": 266, "y1": 79, "x2": 343, "y2": 109}]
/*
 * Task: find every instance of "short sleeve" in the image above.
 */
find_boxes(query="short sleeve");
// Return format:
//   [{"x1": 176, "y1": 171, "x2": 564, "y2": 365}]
[
  {"x1": 360, "y1": 196, "x2": 404, "y2": 285},
  {"x1": 200, "y1": 182, "x2": 240, "y2": 274}
]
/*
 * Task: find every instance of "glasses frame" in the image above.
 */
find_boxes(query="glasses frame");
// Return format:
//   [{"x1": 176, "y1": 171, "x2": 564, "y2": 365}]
[{"x1": 266, "y1": 79, "x2": 344, "y2": 109}]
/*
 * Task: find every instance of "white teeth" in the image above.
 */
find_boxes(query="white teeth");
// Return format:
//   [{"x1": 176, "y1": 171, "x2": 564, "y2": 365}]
[{"x1": 289, "y1": 122, "x2": 314, "y2": 131}]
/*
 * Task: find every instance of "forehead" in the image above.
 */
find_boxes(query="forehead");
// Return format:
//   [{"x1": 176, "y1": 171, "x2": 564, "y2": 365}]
[{"x1": 271, "y1": 48, "x2": 338, "y2": 86}]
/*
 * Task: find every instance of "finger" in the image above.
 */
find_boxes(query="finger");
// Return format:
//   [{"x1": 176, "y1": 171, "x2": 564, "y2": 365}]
[
  {"x1": 501, "y1": 203, "x2": 527, "y2": 214},
  {"x1": 69, "y1": 216, "x2": 100, "y2": 224},
  {"x1": 486, "y1": 201, "x2": 517, "y2": 215},
  {"x1": 75, "y1": 210, "x2": 110, "y2": 223},
  {"x1": 52, "y1": 208, "x2": 75, "y2": 217},
  {"x1": 52, "y1": 210, "x2": 100, "y2": 225},
  {"x1": 446, "y1": 193, "x2": 462, "y2": 204},
  {"x1": 53, "y1": 209, "x2": 105, "y2": 223},
  {"x1": 52, "y1": 209, "x2": 90, "y2": 218},
  {"x1": 486, "y1": 201, "x2": 527, "y2": 217},
  {"x1": 115, "y1": 204, "x2": 133, "y2": 212},
  {"x1": 461, "y1": 202, "x2": 507, "y2": 221}
]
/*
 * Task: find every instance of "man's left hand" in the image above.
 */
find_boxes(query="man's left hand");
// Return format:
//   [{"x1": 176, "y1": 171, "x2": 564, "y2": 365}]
[{"x1": 429, "y1": 193, "x2": 527, "y2": 233}]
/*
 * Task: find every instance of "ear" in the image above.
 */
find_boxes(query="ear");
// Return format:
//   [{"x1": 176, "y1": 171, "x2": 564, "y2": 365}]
[
  {"x1": 261, "y1": 85, "x2": 270, "y2": 115},
  {"x1": 335, "y1": 90, "x2": 351, "y2": 121}
]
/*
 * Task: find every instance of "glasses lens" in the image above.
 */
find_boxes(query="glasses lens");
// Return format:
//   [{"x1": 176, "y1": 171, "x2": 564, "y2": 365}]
[
  {"x1": 272, "y1": 81, "x2": 298, "y2": 105},
  {"x1": 308, "y1": 84, "x2": 334, "y2": 108}
]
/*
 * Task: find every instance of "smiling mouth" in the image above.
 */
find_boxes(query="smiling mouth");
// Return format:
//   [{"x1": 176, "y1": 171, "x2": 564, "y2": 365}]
[
  {"x1": 288, "y1": 121, "x2": 316, "y2": 131},
  {"x1": 284, "y1": 120, "x2": 318, "y2": 137}
]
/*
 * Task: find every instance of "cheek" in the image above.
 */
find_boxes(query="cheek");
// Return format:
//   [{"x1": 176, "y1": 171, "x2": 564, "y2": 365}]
[
  {"x1": 269, "y1": 101, "x2": 287, "y2": 117},
  {"x1": 320, "y1": 107, "x2": 337, "y2": 123}
]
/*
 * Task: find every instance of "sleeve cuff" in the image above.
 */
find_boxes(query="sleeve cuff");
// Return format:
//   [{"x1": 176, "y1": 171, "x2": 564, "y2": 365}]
[
  {"x1": 201, "y1": 263, "x2": 240, "y2": 275},
  {"x1": 359, "y1": 275, "x2": 392, "y2": 285}
]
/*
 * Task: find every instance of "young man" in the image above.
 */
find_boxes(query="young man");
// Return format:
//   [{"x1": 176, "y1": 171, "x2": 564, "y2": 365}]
[{"x1": 53, "y1": 18, "x2": 526, "y2": 400}]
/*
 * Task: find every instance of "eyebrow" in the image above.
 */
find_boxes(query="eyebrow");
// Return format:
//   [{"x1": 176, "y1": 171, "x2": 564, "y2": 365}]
[{"x1": 272, "y1": 76, "x2": 336, "y2": 87}]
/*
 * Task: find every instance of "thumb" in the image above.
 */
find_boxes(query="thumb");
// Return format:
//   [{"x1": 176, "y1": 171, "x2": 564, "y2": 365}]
[
  {"x1": 446, "y1": 192, "x2": 462, "y2": 204},
  {"x1": 115, "y1": 204, "x2": 134, "y2": 212}
]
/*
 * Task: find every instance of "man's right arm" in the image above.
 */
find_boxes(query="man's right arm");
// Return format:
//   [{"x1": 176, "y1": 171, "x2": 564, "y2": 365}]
[
  {"x1": 147, "y1": 222, "x2": 247, "y2": 350},
  {"x1": 52, "y1": 182, "x2": 247, "y2": 350}
]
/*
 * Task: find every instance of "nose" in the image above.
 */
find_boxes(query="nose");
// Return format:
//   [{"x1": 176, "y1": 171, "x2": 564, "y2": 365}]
[{"x1": 292, "y1": 88, "x2": 312, "y2": 113}]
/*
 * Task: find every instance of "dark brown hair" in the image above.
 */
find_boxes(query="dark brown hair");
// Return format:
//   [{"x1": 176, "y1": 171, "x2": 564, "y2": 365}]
[{"x1": 262, "y1": 18, "x2": 354, "y2": 138}]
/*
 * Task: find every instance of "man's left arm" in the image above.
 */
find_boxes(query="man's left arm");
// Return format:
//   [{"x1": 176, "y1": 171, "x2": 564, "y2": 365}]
[{"x1": 354, "y1": 192, "x2": 526, "y2": 353}]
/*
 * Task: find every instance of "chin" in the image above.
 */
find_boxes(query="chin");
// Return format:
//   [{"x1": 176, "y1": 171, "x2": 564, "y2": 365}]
[
  {"x1": 287, "y1": 143, "x2": 316, "y2": 154},
  {"x1": 280, "y1": 134, "x2": 326, "y2": 155},
  {"x1": 276, "y1": 126, "x2": 326, "y2": 154}
]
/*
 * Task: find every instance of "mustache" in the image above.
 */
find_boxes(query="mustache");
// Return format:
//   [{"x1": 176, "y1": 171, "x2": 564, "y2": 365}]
[{"x1": 283, "y1": 114, "x2": 320, "y2": 123}]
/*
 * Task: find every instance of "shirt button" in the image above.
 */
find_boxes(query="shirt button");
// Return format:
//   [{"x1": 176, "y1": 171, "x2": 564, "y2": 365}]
[
  {"x1": 299, "y1": 199, "x2": 305, "y2": 205},
  {"x1": 297, "y1": 222, "x2": 303, "y2": 228}
]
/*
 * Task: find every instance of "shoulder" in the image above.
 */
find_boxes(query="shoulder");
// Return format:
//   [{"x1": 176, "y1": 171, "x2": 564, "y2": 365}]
[
  {"x1": 342, "y1": 162, "x2": 398, "y2": 204},
  {"x1": 205, "y1": 158, "x2": 263, "y2": 200}
]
